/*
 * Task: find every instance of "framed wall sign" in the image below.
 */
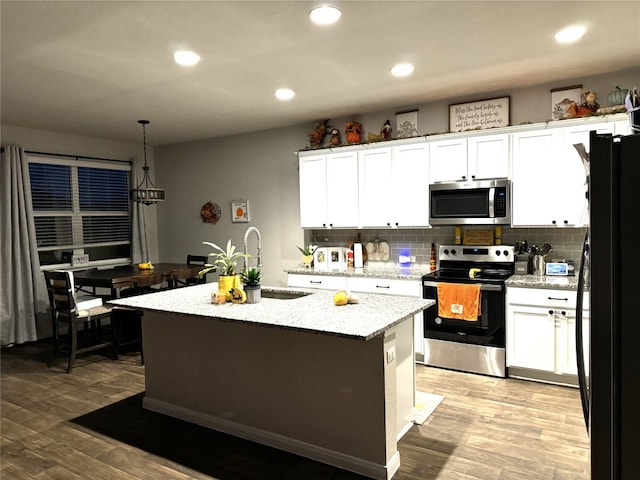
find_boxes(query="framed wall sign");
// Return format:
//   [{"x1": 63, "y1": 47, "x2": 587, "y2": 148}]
[
  {"x1": 231, "y1": 200, "x2": 250, "y2": 223},
  {"x1": 449, "y1": 96, "x2": 510, "y2": 132}
]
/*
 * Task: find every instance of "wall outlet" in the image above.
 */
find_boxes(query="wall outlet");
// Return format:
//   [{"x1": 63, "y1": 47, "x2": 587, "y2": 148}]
[
  {"x1": 386, "y1": 346, "x2": 396, "y2": 364},
  {"x1": 72, "y1": 254, "x2": 89, "y2": 265}
]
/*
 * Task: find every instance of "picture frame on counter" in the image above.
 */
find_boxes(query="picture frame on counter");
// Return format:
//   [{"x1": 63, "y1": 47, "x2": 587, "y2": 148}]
[
  {"x1": 449, "y1": 96, "x2": 510, "y2": 132},
  {"x1": 231, "y1": 200, "x2": 250, "y2": 223}
]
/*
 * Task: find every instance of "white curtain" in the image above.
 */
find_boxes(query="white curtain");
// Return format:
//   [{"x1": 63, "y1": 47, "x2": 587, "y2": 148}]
[
  {"x1": 131, "y1": 155, "x2": 149, "y2": 263},
  {"x1": 0, "y1": 146, "x2": 48, "y2": 346}
]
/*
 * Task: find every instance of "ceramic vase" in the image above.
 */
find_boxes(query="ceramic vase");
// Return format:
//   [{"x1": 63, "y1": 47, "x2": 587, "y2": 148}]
[{"x1": 245, "y1": 285, "x2": 261, "y2": 304}]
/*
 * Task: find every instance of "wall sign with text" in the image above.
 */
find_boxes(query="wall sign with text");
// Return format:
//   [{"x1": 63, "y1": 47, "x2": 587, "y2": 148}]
[{"x1": 449, "y1": 96, "x2": 510, "y2": 132}]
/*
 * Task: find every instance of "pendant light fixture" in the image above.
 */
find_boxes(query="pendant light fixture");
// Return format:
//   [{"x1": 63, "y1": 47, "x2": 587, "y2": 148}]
[{"x1": 130, "y1": 120, "x2": 165, "y2": 205}]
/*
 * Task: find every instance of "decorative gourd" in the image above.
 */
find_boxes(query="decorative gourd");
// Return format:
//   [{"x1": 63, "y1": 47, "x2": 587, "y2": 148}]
[
  {"x1": 229, "y1": 287, "x2": 247, "y2": 304},
  {"x1": 605, "y1": 86, "x2": 629, "y2": 107}
]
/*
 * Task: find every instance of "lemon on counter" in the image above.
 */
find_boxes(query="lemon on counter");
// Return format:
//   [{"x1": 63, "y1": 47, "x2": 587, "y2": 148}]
[
  {"x1": 137, "y1": 262, "x2": 154, "y2": 270},
  {"x1": 333, "y1": 290, "x2": 349, "y2": 306}
]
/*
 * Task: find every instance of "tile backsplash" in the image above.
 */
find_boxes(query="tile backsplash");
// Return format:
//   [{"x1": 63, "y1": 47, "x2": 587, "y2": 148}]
[{"x1": 308, "y1": 226, "x2": 587, "y2": 266}]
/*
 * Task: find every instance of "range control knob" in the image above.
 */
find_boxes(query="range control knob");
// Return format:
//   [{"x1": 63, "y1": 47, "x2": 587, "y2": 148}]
[
  {"x1": 503, "y1": 250, "x2": 510, "y2": 257},
  {"x1": 443, "y1": 249, "x2": 449, "y2": 255},
  {"x1": 450, "y1": 249, "x2": 456, "y2": 255},
  {"x1": 495, "y1": 250, "x2": 501, "y2": 256}
]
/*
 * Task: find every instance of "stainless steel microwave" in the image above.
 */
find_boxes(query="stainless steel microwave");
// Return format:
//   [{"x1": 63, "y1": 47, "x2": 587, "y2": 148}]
[{"x1": 429, "y1": 179, "x2": 511, "y2": 225}]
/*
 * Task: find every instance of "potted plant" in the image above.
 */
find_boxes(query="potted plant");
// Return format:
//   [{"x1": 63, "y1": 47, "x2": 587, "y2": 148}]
[
  {"x1": 200, "y1": 239, "x2": 250, "y2": 301},
  {"x1": 241, "y1": 267, "x2": 262, "y2": 304},
  {"x1": 297, "y1": 244, "x2": 317, "y2": 268}
]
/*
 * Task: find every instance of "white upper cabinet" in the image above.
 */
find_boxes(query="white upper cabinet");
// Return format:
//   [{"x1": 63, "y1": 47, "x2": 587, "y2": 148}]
[
  {"x1": 429, "y1": 133, "x2": 509, "y2": 183},
  {"x1": 511, "y1": 128, "x2": 584, "y2": 227},
  {"x1": 299, "y1": 154, "x2": 327, "y2": 228},
  {"x1": 359, "y1": 142, "x2": 430, "y2": 228},
  {"x1": 298, "y1": 151, "x2": 359, "y2": 228},
  {"x1": 511, "y1": 116, "x2": 628, "y2": 227},
  {"x1": 467, "y1": 133, "x2": 510, "y2": 180},
  {"x1": 358, "y1": 147, "x2": 393, "y2": 227},
  {"x1": 326, "y1": 151, "x2": 359, "y2": 227},
  {"x1": 391, "y1": 142, "x2": 430, "y2": 227}
]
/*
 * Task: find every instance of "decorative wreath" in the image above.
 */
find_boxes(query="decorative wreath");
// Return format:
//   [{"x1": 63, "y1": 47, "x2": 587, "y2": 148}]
[{"x1": 200, "y1": 201, "x2": 221, "y2": 224}]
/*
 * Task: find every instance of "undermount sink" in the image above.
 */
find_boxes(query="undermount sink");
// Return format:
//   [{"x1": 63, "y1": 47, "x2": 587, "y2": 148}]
[{"x1": 261, "y1": 289, "x2": 311, "y2": 300}]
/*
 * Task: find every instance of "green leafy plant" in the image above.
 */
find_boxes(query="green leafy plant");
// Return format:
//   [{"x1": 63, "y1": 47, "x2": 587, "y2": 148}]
[
  {"x1": 296, "y1": 244, "x2": 317, "y2": 256},
  {"x1": 241, "y1": 267, "x2": 261, "y2": 287},
  {"x1": 200, "y1": 239, "x2": 250, "y2": 277}
]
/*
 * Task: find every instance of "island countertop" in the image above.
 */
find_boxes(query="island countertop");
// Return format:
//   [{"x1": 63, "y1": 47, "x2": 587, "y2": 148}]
[{"x1": 109, "y1": 283, "x2": 434, "y2": 341}]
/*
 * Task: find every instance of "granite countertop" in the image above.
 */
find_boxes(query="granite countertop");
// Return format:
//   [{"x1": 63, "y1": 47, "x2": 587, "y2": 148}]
[
  {"x1": 109, "y1": 283, "x2": 434, "y2": 341},
  {"x1": 286, "y1": 263, "x2": 431, "y2": 281},
  {"x1": 506, "y1": 274, "x2": 579, "y2": 290}
]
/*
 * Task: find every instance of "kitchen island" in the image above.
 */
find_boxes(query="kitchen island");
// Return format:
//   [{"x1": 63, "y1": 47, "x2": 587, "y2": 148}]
[{"x1": 110, "y1": 283, "x2": 434, "y2": 480}]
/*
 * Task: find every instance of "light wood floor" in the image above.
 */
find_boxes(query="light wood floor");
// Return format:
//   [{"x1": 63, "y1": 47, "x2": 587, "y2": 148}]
[{"x1": 1, "y1": 341, "x2": 590, "y2": 479}]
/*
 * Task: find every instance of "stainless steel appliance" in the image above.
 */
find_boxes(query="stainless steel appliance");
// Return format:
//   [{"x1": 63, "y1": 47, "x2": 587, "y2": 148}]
[
  {"x1": 422, "y1": 244, "x2": 515, "y2": 377},
  {"x1": 429, "y1": 178, "x2": 511, "y2": 225},
  {"x1": 576, "y1": 131, "x2": 640, "y2": 479}
]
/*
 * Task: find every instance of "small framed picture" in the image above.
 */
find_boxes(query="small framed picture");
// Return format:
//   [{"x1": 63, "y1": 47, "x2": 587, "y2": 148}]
[
  {"x1": 396, "y1": 109, "x2": 418, "y2": 138},
  {"x1": 231, "y1": 200, "x2": 249, "y2": 223},
  {"x1": 551, "y1": 85, "x2": 582, "y2": 120}
]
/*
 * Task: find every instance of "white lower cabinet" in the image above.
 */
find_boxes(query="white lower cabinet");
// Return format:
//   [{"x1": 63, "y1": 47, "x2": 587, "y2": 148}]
[
  {"x1": 506, "y1": 287, "x2": 589, "y2": 385},
  {"x1": 288, "y1": 273, "x2": 425, "y2": 361}
]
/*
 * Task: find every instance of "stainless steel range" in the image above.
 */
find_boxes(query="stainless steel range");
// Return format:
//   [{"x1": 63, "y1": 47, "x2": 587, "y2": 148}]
[{"x1": 421, "y1": 244, "x2": 515, "y2": 377}]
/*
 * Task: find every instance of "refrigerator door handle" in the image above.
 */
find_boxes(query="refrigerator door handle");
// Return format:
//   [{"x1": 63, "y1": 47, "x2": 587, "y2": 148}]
[{"x1": 576, "y1": 230, "x2": 589, "y2": 432}]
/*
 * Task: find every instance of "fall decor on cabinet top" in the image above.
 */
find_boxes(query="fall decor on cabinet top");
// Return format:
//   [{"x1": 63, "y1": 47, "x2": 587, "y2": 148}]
[{"x1": 344, "y1": 121, "x2": 362, "y2": 144}]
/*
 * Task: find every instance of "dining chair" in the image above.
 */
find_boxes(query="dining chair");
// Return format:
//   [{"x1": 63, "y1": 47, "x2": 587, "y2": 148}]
[
  {"x1": 187, "y1": 254, "x2": 209, "y2": 284},
  {"x1": 169, "y1": 267, "x2": 201, "y2": 288},
  {"x1": 44, "y1": 270, "x2": 114, "y2": 373},
  {"x1": 112, "y1": 271, "x2": 164, "y2": 364}
]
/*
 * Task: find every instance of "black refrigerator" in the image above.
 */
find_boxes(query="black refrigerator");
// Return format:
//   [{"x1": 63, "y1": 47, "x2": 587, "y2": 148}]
[{"x1": 576, "y1": 131, "x2": 640, "y2": 480}]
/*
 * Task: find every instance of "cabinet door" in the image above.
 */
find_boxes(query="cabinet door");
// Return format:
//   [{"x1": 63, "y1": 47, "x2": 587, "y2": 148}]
[
  {"x1": 299, "y1": 154, "x2": 328, "y2": 228},
  {"x1": 467, "y1": 133, "x2": 510, "y2": 180},
  {"x1": 358, "y1": 147, "x2": 393, "y2": 227},
  {"x1": 429, "y1": 138, "x2": 467, "y2": 182},
  {"x1": 391, "y1": 143, "x2": 430, "y2": 227},
  {"x1": 507, "y1": 305, "x2": 555, "y2": 371},
  {"x1": 326, "y1": 151, "x2": 359, "y2": 227},
  {"x1": 555, "y1": 308, "x2": 590, "y2": 376},
  {"x1": 511, "y1": 129, "x2": 562, "y2": 226}
]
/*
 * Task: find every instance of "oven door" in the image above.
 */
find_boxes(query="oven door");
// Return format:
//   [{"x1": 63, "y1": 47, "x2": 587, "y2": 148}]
[{"x1": 423, "y1": 280, "x2": 506, "y2": 348}]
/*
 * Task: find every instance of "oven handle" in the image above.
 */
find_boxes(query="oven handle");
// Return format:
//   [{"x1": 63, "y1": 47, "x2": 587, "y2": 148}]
[{"x1": 422, "y1": 280, "x2": 503, "y2": 292}]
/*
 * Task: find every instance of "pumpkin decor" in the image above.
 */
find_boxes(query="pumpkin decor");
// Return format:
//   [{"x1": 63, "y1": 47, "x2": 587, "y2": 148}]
[
  {"x1": 229, "y1": 287, "x2": 247, "y2": 304},
  {"x1": 345, "y1": 121, "x2": 363, "y2": 144},
  {"x1": 605, "y1": 86, "x2": 629, "y2": 107}
]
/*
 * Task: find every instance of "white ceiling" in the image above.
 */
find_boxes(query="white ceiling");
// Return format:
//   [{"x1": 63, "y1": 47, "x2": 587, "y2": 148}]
[{"x1": 2, "y1": 1, "x2": 639, "y2": 146}]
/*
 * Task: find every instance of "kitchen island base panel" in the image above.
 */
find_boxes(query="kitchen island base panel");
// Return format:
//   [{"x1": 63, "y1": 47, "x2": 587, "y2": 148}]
[
  {"x1": 141, "y1": 310, "x2": 414, "y2": 480},
  {"x1": 423, "y1": 338, "x2": 506, "y2": 378},
  {"x1": 143, "y1": 396, "x2": 401, "y2": 480}
]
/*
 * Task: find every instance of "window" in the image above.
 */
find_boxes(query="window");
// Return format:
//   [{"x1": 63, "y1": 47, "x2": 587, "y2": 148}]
[{"x1": 28, "y1": 155, "x2": 132, "y2": 266}]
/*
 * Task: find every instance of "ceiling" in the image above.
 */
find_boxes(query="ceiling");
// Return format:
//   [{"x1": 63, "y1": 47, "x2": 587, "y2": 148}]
[{"x1": 2, "y1": 1, "x2": 639, "y2": 146}]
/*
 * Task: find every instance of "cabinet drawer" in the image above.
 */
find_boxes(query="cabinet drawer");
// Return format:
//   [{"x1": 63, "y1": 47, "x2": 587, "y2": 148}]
[
  {"x1": 507, "y1": 287, "x2": 589, "y2": 310},
  {"x1": 287, "y1": 274, "x2": 347, "y2": 291},
  {"x1": 348, "y1": 277, "x2": 421, "y2": 297}
]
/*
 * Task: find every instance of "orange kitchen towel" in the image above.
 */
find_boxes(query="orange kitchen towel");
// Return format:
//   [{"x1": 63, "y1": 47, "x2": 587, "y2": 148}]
[{"x1": 437, "y1": 283, "x2": 481, "y2": 321}]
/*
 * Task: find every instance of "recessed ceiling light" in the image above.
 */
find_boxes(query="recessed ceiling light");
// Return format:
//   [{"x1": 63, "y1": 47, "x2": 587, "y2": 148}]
[
  {"x1": 554, "y1": 26, "x2": 586, "y2": 43},
  {"x1": 275, "y1": 88, "x2": 295, "y2": 101},
  {"x1": 391, "y1": 63, "x2": 415, "y2": 77},
  {"x1": 309, "y1": 6, "x2": 342, "y2": 25},
  {"x1": 174, "y1": 50, "x2": 201, "y2": 66}
]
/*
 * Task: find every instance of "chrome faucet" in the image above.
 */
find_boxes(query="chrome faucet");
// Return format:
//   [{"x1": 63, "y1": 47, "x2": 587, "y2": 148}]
[{"x1": 243, "y1": 226, "x2": 262, "y2": 271}]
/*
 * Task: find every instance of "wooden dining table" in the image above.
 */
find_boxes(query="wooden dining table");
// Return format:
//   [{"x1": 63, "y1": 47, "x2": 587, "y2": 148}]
[{"x1": 73, "y1": 263, "x2": 205, "y2": 298}]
